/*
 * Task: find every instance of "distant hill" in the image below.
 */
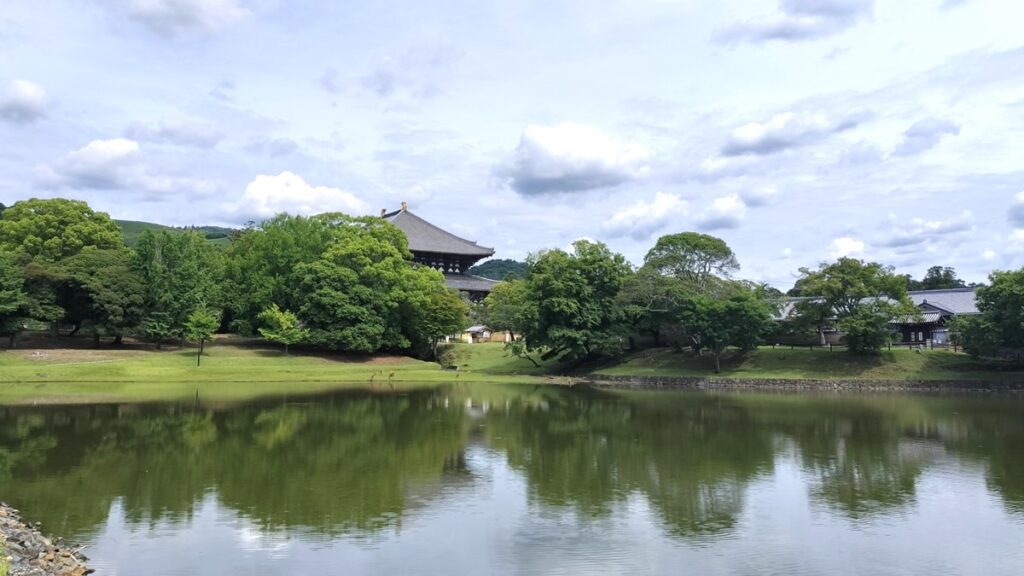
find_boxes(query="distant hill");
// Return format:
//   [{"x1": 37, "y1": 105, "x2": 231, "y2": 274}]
[
  {"x1": 115, "y1": 220, "x2": 236, "y2": 247},
  {"x1": 468, "y1": 259, "x2": 527, "y2": 281}
]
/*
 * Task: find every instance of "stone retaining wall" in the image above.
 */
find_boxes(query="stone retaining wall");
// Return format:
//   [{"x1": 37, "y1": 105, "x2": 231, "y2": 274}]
[
  {"x1": 585, "y1": 374, "x2": 1024, "y2": 393},
  {"x1": 1, "y1": 503, "x2": 91, "y2": 576}
]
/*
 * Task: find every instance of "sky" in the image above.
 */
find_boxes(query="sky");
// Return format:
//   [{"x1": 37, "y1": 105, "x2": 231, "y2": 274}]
[{"x1": 2, "y1": 0, "x2": 1023, "y2": 290}]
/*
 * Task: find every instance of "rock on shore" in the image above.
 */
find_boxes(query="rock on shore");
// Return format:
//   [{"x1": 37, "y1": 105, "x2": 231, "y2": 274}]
[{"x1": 1, "y1": 503, "x2": 91, "y2": 576}]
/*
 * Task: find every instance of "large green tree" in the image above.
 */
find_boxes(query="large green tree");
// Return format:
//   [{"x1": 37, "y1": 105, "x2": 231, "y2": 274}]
[
  {"x1": 518, "y1": 240, "x2": 633, "y2": 362},
  {"x1": 0, "y1": 199, "x2": 125, "y2": 332},
  {"x1": 955, "y1": 267, "x2": 1024, "y2": 357},
  {"x1": 642, "y1": 232, "x2": 739, "y2": 289},
  {"x1": 0, "y1": 198, "x2": 123, "y2": 261},
  {"x1": 134, "y1": 229, "x2": 224, "y2": 341},
  {"x1": 223, "y1": 214, "x2": 347, "y2": 333},
  {"x1": 0, "y1": 252, "x2": 26, "y2": 348},
  {"x1": 906, "y1": 266, "x2": 968, "y2": 291},
  {"x1": 794, "y1": 258, "x2": 916, "y2": 354},
  {"x1": 58, "y1": 248, "x2": 145, "y2": 343}
]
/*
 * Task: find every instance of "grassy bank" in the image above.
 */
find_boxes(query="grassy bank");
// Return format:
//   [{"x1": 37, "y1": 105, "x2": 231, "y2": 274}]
[
  {"x1": 595, "y1": 346, "x2": 1024, "y2": 381},
  {"x1": 0, "y1": 338, "x2": 555, "y2": 405},
  {"x1": 2, "y1": 339, "x2": 1020, "y2": 405}
]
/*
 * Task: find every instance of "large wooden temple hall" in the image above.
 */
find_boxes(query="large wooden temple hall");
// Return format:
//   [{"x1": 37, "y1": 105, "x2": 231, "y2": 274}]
[{"x1": 382, "y1": 202, "x2": 497, "y2": 301}]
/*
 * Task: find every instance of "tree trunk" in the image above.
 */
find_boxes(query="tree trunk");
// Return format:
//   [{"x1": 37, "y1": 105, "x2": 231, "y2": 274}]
[
  {"x1": 714, "y1": 352, "x2": 721, "y2": 374},
  {"x1": 818, "y1": 328, "x2": 826, "y2": 346},
  {"x1": 284, "y1": 342, "x2": 289, "y2": 355},
  {"x1": 196, "y1": 341, "x2": 202, "y2": 367},
  {"x1": 93, "y1": 332, "x2": 100, "y2": 347},
  {"x1": 113, "y1": 334, "x2": 123, "y2": 345},
  {"x1": 7, "y1": 333, "x2": 14, "y2": 350},
  {"x1": 69, "y1": 323, "x2": 81, "y2": 337}
]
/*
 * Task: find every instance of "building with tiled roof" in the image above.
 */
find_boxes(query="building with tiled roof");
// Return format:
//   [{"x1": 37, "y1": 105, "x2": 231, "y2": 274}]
[{"x1": 382, "y1": 202, "x2": 498, "y2": 301}]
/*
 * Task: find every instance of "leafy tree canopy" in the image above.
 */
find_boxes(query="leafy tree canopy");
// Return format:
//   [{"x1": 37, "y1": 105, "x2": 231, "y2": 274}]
[
  {"x1": 642, "y1": 232, "x2": 738, "y2": 288},
  {"x1": 468, "y1": 259, "x2": 527, "y2": 281},
  {"x1": 0, "y1": 198, "x2": 124, "y2": 261},
  {"x1": 519, "y1": 240, "x2": 633, "y2": 362},
  {"x1": 258, "y1": 304, "x2": 309, "y2": 354},
  {"x1": 906, "y1": 266, "x2": 968, "y2": 291}
]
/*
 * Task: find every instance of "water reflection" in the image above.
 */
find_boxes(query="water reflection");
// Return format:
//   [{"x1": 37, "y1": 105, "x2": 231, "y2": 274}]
[{"x1": 0, "y1": 387, "x2": 1023, "y2": 574}]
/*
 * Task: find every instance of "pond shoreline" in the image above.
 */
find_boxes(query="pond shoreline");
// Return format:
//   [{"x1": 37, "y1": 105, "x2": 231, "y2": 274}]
[
  {"x1": 584, "y1": 374, "x2": 1024, "y2": 393},
  {"x1": 1, "y1": 503, "x2": 91, "y2": 576}
]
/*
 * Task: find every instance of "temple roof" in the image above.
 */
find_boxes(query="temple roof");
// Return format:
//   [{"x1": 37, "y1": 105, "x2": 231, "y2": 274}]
[
  {"x1": 908, "y1": 288, "x2": 979, "y2": 315},
  {"x1": 443, "y1": 273, "x2": 498, "y2": 293},
  {"x1": 383, "y1": 206, "x2": 495, "y2": 258}
]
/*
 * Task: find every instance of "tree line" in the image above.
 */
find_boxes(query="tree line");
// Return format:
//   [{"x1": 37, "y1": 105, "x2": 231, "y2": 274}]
[{"x1": 0, "y1": 198, "x2": 468, "y2": 358}]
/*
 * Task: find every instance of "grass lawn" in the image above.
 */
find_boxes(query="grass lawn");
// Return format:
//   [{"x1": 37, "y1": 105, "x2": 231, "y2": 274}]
[
  {"x1": 596, "y1": 346, "x2": 1024, "y2": 381},
  {"x1": 0, "y1": 338, "x2": 557, "y2": 405}
]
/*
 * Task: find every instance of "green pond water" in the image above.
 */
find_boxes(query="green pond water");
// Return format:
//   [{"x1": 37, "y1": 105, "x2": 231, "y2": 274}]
[{"x1": 1, "y1": 384, "x2": 1022, "y2": 575}]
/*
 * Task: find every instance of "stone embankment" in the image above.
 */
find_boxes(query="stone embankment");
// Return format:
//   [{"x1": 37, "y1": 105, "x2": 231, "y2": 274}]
[
  {"x1": 1, "y1": 503, "x2": 91, "y2": 576},
  {"x1": 585, "y1": 374, "x2": 1024, "y2": 393}
]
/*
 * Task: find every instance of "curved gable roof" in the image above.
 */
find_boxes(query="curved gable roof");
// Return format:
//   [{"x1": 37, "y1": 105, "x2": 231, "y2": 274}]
[{"x1": 383, "y1": 209, "x2": 495, "y2": 257}]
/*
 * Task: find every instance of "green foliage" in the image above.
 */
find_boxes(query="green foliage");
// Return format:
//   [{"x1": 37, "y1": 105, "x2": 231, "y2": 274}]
[
  {"x1": 482, "y1": 279, "x2": 532, "y2": 339},
  {"x1": 950, "y1": 315, "x2": 1001, "y2": 359},
  {"x1": 684, "y1": 288, "x2": 774, "y2": 372},
  {"x1": 224, "y1": 214, "x2": 348, "y2": 332},
  {"x1": 838, "y1": 303, "x2": 897, "y2": 355},
  {"x1": 400, "y1": 273, "x2": 470, "y2": 358},
  {"x1": 643, "y1": 232, "x2": 739, "y2": 287},
  {"x1": 56, "y1": 247, "x2": 145, "y2": 340},
  {"x1": 952, "y1": 267, "x2": 1024, "y2": 357},
  {"x1": 0, "y1": 252, "x2": 26, "y2": 342},
  {"x1": 141, "y1": 313, "x2": 175, "y2": 349},
  {"x1": 185, "y1": 306, "x2": 221, "y2": 365},
  {"x1": 519, "y1": 240, "x2": 633, "y2": 362},
  {"x1": 134, "y1": 230, "x2": 224, "y2": 338},
  {"x1": 468, "y1": 258, "x2": 527, "y2": 280},
  {"x1": 976, "y1": 268, "x2": 1024, "y2": 350},
  {"x1": 794, "y1": 258, "x2": 916, "y2": 354},
  {"x1": 0, "y1": 198, "x2": 123, "y2": 262},
  {"x1": 906, "y1": 266, "x2": 968, "y2": 291},
  {"x1": 257, "y1": 304, "x2": 309, "y2": 354}
]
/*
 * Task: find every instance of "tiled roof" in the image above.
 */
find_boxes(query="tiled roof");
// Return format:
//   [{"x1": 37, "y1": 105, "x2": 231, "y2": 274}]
[
  {"x1": 384, "y1": 209, "x2": 495, "y2": 257},
  {"x1": 908, "y1": 288, "x2": 979, "y2": 315},
  {"x1": 443, "y1": 273, "x2": 498, "y2": 293}
]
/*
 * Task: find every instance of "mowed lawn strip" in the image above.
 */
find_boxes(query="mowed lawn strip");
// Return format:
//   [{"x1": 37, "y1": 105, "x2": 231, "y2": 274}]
[{"x1": 596, "y1": 346, "x2": 1024, "y2": 381}]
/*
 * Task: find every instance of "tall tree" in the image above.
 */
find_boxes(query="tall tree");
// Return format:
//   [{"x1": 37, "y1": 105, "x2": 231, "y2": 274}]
[
  {"x1": 0, "y1": 252, "x2": 26, "y2": 348},
  {"x1": 907, "y1": 266, "x2": 967, "y2": 291},
  {"x1": 134, "y1": 230, "x2": 223, "y2": 341},
  {"x1": 642, "y1": 232, "x2": 739, "y2": 289},
  {"x1": 0, "y1": 198, "x2": 123, "y2": 261},
  {"x1": 0, "y1": 198, "x2": 125, "y2": 331},
  {"x1": 519, "y1": 240, "x2": 633, "y2": 362},
  {"x1": 685, "y1": 288, "x2": 774, "y2": 373},
  {"x1": 967, "y1": 268, "x2": 1024, "y2": 353},
  {"x1": 223, "y1": 213, "x2": 347, "y2": 333},
  {"x1": 794, "y1": 258, "x2": 916, "y2": 354},
  {"x1": 59, "y1": 248, "x2": 145, "y2": 343}
]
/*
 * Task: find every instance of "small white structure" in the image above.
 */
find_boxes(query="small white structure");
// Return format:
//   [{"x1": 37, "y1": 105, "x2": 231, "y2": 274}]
[{"x1": 463, "y1": 325, "x2": 492, "y2": 344}]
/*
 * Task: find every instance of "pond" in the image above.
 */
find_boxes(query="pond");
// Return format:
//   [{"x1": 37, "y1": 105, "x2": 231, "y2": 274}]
[{"x1": 1, "y1": 385, "x2": 1022, "y2": 575}]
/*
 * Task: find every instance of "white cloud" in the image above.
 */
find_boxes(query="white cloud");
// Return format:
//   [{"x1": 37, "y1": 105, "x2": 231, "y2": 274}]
[
  {"x1": 878, "y1": 210, "x2": 974, "y2": 247},
  {"x1": 715, "y1": 0, "x2": 874, "y2": 44},
  {"x1": 116, "y1": 0, "x2": 250, "y2": 38},
  {"x1": 1008, "y1": 191, "x2": 1024, "y2": 227},
  {"x1": 500, "y1": 122, "x2": 651, "y2": 195},
  {"x1": 829, "y1": 236, "x2": 865, "y2": 258},
  {"x1": 229, "y1": 171, "x2": 369, "y2": 220},
  {"x1": 603, "y1": 192, "x2": 688, "y2": 240},
  {"x1": 721, "y1": 110, "x2": 866, "y2": 156},
  {"x1": 740, "y1": 186, "x2": 778, "y2": 207},
  {"x1": 698, "y1": 194, "x2": 746, "y2": 230},
  {"x1": 36, "y1": 138, "x2": 219, "y2": 197},
  {"x1": 893, "y1": 118, "x2": 960, "y2": 156},
  {"x1": 0, "y1": 79, "x2": 47, "y2": 124},
  {"x1": 126, "y1": 119, "x2": 224, "y2": 148}
]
